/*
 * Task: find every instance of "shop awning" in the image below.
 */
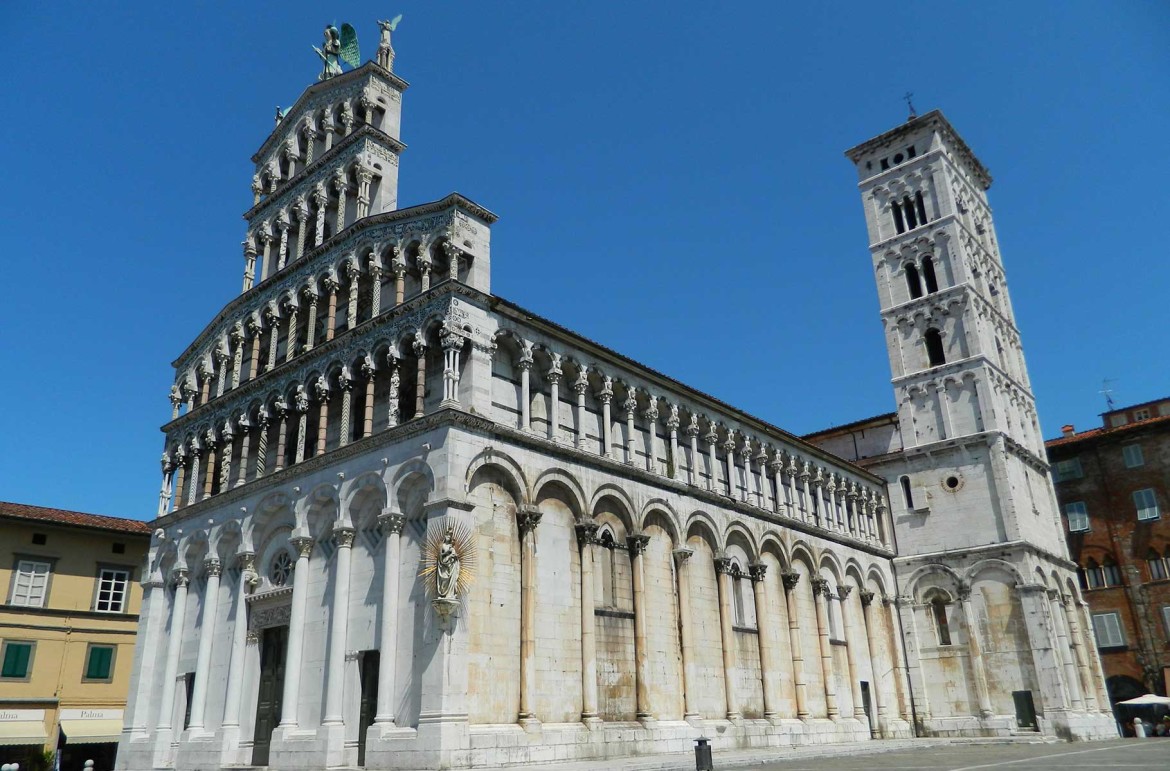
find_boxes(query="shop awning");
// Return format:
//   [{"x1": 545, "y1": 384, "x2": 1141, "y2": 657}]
[
  {"x1": 0, "y1": 720, "x2": 48, "y2": 745},
  {"x1": 59, "y1": 718, "x2": 123, "y2": 743}
]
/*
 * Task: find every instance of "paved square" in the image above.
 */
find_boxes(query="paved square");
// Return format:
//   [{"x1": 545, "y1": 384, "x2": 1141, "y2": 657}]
[{"x1": 735, "y1": 739, "x2": 1169, "y2": 770}]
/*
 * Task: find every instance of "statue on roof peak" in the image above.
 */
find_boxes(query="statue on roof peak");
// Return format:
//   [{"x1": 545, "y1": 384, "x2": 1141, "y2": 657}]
[
  {"x1": 314, "y1": 23, "x2": 360, "y2": 81},
  {"x1": 377, "y1": 15, "x2": 403, "y2": 71}
]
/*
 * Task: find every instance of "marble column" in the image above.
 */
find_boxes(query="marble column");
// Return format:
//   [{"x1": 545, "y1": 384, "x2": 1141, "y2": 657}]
[
  {"x1": 324, "y1": 276, "x2": 339, "y2": 341},
  {"x1": 572, "y1": 372, "x2": 588, "y2": 449},
  {"x1": 418, "y1": 255, "x2": 431, "y2": 292},
  {"x1": 300, "y1": 289, "x2": 318, "y2": 352},
  {"x1": 323, "y1": 528, "x2": 355, "y2": 724},
  {"x1": 338, "y1": 373, "x2": 354, "y2": 447},
  {"x1": 346, "y1": 261, "x2": 361, "y2": 328},
  {"x1": 705, "y1": 426, "x2": 719, "y2": 492},
  {"x1": 386, "y1": 357, "x2": 401, "y2": 428},
  {"x1": 723, "y1": 433, "x2": 739, "y2": 499},
  {"x1": 886, "y1": 597, "x2": 913, "y2": 722},
  {"x1": 517, "y1": 506, "x2": 541, "y2": 725},
  {"x1": 392, "y1": 258, "x2": 406, "y2": 306},
  {"x1": 440, "y1": 331, "x2": 464, "y2": 407},
  {"x1": 629, "y1": 534, "x2": 653, "y2": 720},
  {"x1": 265, "y1": 307, "x2": 280, "y2": 371},
  {"x1": 221, "y1": 553, "x2": 256, "y2": 734},
  {"x1": 576, "y1": 522, "x2": 600, "y2": 723},
  {"x1": 293, "y1": 389, "x2": 309, "y2": 464},
  {"x1": 248, "y1": 317, "x2": 263, "y2": 379},
  {"x1": 1079, "y1": 600, "x2": 1112, "y2": 712},
  {"x1": 546, "y1": 359, "x2": 562, "y2": 441},
  {"x1": 187, "y1": 558, "x2": 222, "y2": 730},
  {"x1": 811, "y1": 577, "x2": 839, "y2": 718},
  {"x1": 202, "y1": 433, "x2": 217, "y2": 500},
  {"x1": 714, "y1": 557, "x2": 741, "y2": 720},
  {"x1": 859, "y1": 591, "x2": 887, "y2": 733},
  {"x1": 749, "y1": 564, "x2": 779, "y2": 720},
  {"x1": 666, "y1": 407, "x2": 680, "y2": 480},
  {"x1": 187, "y1": 445, "x2": 202, "y2": 506},
  {"x1": 283, "y1": 299, "x2": 299, "y2": 362},
  {"x1": 839, "y1": 586, "x2": 867, "y2": 719},
  {"x1": 1049, "y1": 590, "x2": 1084, "y2": 710},
  {"x1": 623, "y1": 391, "x2": 638, "y2": 465},
  {"x1": 517, "y1": 356, "x2": 533, "y2": 431},
  {"x1": 598, "y1": 378, "x2": 613, "y2": 456},
  {"x1": 374, "y1": 511, "x2": 405, "y2": 724},
  {"x1": 361, "y1": 358, "x2": 376, "y2": 438},
  {"x1": 156, "y1": 568, "x2": 189, "y2": 733},
  {"x1": 686, "y1": 420, "x2": 700, "y2": 486},
  {"x1": 674, "y1": 547, "x2": 699, "y2": 720},
  {"x1": 782, "y1": 571, "x2": 809, "y2": 719},
  {"x1": 1062, "y1": 594, "x2": 1097, "y2": 712},
  {"x1": 959, "y1": 588, "x2": 994, "y2": 718},
  {"x1": 279, "y1": 537, "x2": 314, "y2": 727},
  {"x1": 413, "y1": 339, "x2": 427, "y2": 419}
]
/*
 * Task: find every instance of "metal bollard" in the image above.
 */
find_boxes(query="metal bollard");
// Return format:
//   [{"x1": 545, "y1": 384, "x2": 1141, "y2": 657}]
[{"x1": 694, "y1": 736, "x2": 713, "y2": 770}]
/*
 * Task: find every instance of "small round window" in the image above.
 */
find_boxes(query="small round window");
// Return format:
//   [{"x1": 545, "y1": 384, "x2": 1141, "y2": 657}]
[
  {"x1": 893, "y1": 152, "x2": 904, "y2": 164},
  {"x1": 270, "y1": 551, "x2": 294, "y2": 586},
  {"x1": 944, "y1": 475, "x2": 962, "y2": 491}
]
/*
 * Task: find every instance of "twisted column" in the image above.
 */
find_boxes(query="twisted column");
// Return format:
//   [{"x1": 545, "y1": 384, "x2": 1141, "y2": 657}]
[
  {"x1": 386, "y1": 356, "x2": 401, "y2": 428},
  {"x1": 302, "y1": 287, "x2": 319, "y2": 352},
  {"x1": 346, "y1": 260, "x2": 361, "y2": 329},
  {"x1": 338, "y1": 372, "x2": 353, "y2": 447},
  {"x1": 294, "y1": 388, "x2": 309, "y2": 464}
]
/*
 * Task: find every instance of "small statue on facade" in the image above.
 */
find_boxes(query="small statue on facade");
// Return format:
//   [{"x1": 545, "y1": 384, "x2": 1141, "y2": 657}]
[
  {"x1": 420, "y1": 519, "x2": 477, "y2": 629},
  {"x1": 314, "y1": 23, "x2": 360, "y2": 81}
]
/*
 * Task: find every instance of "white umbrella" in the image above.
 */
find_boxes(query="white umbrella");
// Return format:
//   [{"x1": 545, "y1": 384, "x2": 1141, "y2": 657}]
[{"x1": 1117, "y1": 693, "x2": 1170, "y2": 706}]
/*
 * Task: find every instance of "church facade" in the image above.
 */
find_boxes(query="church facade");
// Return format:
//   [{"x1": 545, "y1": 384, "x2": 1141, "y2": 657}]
[{"x1": 116, "y1": 25, "x2": 1113, "y2": 771}]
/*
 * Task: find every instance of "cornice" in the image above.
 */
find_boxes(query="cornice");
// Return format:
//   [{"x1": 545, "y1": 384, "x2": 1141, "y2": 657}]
[
  {"x1": 245, "y1": 125, "x2": 406, "y2": 223},
  {"x1": 846, "y1": 109, "x2": 992, "y2": 190},
  {"x1": 893, "y1": 539, "x2": 1074, "y2": 572},
  {"x1": 891, "y1": 353, "x2": 1034, "y2": 402}
]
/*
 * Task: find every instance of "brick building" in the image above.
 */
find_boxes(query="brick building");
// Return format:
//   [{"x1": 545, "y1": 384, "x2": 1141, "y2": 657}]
[{"x1": 1047, "y1": 397, "x2": 1170, "y2": 706}]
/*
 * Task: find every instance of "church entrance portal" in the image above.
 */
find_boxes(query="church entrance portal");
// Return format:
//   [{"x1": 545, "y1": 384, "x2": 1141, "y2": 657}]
[
  {"x1": 357, "y1": 650, "x2": 380, "y2": 766},
  {"x1": 252, "y1": 624, "x2": 288, "y2": 766}
]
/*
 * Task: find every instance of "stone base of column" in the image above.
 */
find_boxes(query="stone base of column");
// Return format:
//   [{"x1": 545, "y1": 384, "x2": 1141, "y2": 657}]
[
  {"x1": 174, "y1": 728, "x2": 220, "y2": 770},
  {"x1": 113, "y1": 732, "x2": 154, "y2": 771},
  {"x1": 217, "y1": 725, "x2": 246, "y2": 766},
  {"x1": 684, "y1": 713, "x2": 703, "y2": 728},
  {"x1": 149, "y1": 727, "x2": 178, "y2": 769},
  {"x1": 581, "y1": 713, "x2": 603, "y2": 730},
  {"x1": 637, "y1": 714, "x2": 658, "y2": 729},
  {"x1": 518, "y1": 715, "x2": 542, "y2": 733},
  {"x1": 268, "y1": 723, "x2": 320, "y2": 769},
  {"x1": 317, "y1": 721, "x2": 349, "y2": 768},
  {"x1": 878, "y1": 716, "x2": 914, "y2": 739},
  {"x1": 725, "y1": 710, "x2": 743, "y2": 725},
  {"x1": 1046, "y1": 710, "x2": 1120, "y2": 741},
  {"x1": 439, "y1": 398, "x2": 460, "y2": 410}
]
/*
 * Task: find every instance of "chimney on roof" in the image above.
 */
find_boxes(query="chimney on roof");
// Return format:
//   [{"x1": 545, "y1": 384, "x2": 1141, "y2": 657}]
[{"x1": 1061, "y1": 424, "x2": 1075, "y2": 437}]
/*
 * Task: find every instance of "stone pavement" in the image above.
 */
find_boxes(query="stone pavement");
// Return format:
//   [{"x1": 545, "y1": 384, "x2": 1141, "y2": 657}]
[{"x1": 475, "y1": 736, "x2": 1066, "y2": 771}]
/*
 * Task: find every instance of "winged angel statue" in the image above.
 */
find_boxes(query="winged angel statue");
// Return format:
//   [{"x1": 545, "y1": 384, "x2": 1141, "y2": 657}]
[{"x1": 314, "y1": 23, "x2": 361, "y2": 81}]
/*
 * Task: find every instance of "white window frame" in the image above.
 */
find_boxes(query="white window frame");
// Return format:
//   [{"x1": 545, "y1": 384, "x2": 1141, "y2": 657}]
[
  {"x1": 1134, "y1": 488, "x2": 1160, "y2": 521},
  {"x1": 1122, "y1": 444, "x2": 1144, "y2": 468},
  {"x1": 94, "y1": 567, "x2": 131, "y2": 613},
  {"x1": 1092, "y1": 611, "x2": 1125, "y2": 648},
  {"x1": 1053, "y1": 458, "x2": 1083, "y2": 482},
  {"x1": 1134, "y1": 408, "x2": 1152, "y2": 421},
  {"x1": 9, "y1": 559, "x2": 51, "y2": 607},
  {"x1": 1065, "y1": 501, "x2": 1089, "y2": 532}
]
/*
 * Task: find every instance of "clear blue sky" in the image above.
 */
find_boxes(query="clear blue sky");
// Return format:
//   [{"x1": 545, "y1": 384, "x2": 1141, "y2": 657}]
[{"x1": 1, "y1": 2, "x2": 1167, "y2": 520}]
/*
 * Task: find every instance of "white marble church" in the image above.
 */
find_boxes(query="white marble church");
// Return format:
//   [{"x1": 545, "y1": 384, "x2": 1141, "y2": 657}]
[{"x1": 116, "y1": 21, "x2": 1115, "y2": 771}]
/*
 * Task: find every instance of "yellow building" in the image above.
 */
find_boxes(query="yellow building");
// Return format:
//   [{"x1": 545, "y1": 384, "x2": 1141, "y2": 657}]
[{"x1": 0, "y1": 502, "x2": 151, "y2": 770}]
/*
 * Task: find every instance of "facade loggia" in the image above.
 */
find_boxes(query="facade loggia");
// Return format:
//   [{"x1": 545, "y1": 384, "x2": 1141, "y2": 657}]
[{"x1": 117, "y1": 24, "x2": 1112, "y2": 771}]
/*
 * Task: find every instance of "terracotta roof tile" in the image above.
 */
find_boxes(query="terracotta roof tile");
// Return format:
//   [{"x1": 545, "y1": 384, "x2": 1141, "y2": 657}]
[
  {"x1": 1045, "y1": 413, "x2": 1170, "y2": 449},
  {"x1": 0, "y1": 501, "x2": 152, "y2": 535}
]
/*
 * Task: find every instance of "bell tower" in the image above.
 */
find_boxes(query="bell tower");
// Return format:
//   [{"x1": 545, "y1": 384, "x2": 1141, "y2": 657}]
[
  {"x1": 836, "y1": 111, "x2": 1117, "y2": 740},
  {"x1": 845, "y1": 110, "x2": 1060, "y2": 555}
]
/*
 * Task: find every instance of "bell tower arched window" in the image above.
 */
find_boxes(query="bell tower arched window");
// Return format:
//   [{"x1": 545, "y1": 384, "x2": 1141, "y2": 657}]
[
  {"x1": 924, "y1": 328, "x2": 946, "y2": 367},
  {"x1": 926, "y1": 592, "x2": 953, "y2": 646},
  {"x1": 922, "y1": 256, "x2": 939, "y2": 293},
  {"x1": 905, "y1": 263, "x2": 923, "y2": 299},
  {"x1": 900, "y1": 475, "x2": 914, "y2": 510}
]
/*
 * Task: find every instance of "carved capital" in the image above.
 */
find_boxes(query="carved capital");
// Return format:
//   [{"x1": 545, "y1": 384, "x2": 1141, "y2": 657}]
[
  {"x1": 713, "y1": 556, "x2": 735, "y2": 575},
  {"x1": 517, "y1": 506, "x2": 542, "y2": 535},
  {"x1": 290, "y1": 536, "x2": 314, "y2": 558},
  {"x1": 860, "y1": 590, "x2": 875, "y2": 606},
  {"x1": 627, "y1": 534, "x2": 650, "y2": 557},
  {"x1": 837, "y1": 584, "x2": 853, "y2": 600},
  {"x1": 781, "y1": 571, "x2": 801, "y2": 591},
  {"x1": 204, "y1": 558, "x2": 222, "y2": 578},
  {"x1": 378, "y1": 510, "x2": 406, "y2": 535},
  {"x1": 672, "y1": 547, "x2": 694, "y2": 563},
  {"x1": 810, "y1": 576, "x2": 830, "y2": 597},
  {"x1": 172, "y1": 567, "x2": 190, "y2": 589},
  {"x1": 748, "y1": 563, "x2": 768, "y2": 583},
  {"x1": 333, "y1": 527, "x2": 356, "y2": 549},
  {"x1": 575, "y1": 521, "x2": 599, "y2": 547}
]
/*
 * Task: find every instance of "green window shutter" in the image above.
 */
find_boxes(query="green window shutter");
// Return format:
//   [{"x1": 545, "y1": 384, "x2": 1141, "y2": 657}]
[
  {"x1": 86, "y1": 646, "x2": 113, "y2": 680},
  {"x1": 2, "y1": 642, "x2": 31, "y2": 677}
]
